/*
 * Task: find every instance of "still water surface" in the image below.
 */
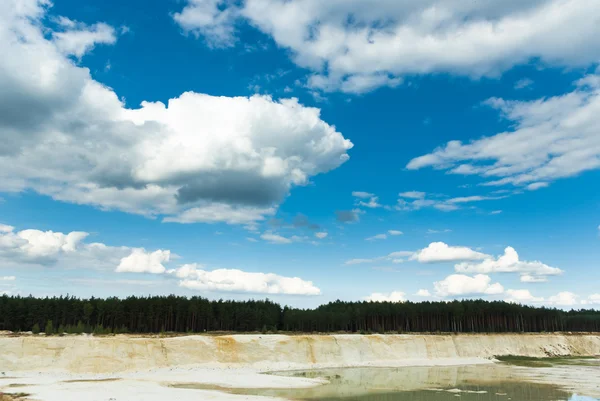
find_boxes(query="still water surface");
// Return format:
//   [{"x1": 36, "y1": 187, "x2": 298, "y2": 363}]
[{"x1": 222, "y1": 365, "x2": 599, "y2": 401}]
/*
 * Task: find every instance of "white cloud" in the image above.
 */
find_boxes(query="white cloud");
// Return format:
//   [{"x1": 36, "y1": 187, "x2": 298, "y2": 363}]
[
  {"x1": 170, "y1": 264, "x2": 320, "y2": 295},
  {"x1": 434, "y1": 274, "x2": 504, "y2": 297},
  {"x1": 345, "y1": 258, "x2": 378, "y2": 265},
  {"x1": 505, "y1": 291, "x2": 600, "y2": 306},
  {"x1": 427, "y1": 229, "x2": 452, "y2": 234},
  {"x1": 455, "y1": 247, "x2": 563, "y2": 281},
  {"x1": 51, "y1": 17, "x2": 118, "y2": 58},
  {"x1": 526, "y1": 182, "x2": 549, "y2": 191},
  {"x1": 173, "y1": 0, "x2": 240, "y2": 48},
  {"x1": 446, "y1": 196, "x2": 500, "y2": 204},
  {"x1": 115, "y1": 249, "x2": 171, "y2": 274},
  {"x1": 397, "y1": 192, "x2": 500, "y2": 212},
  {"x1": 505, "y1": 289, "x2": 544, "y2": 304},
  {"x1": 514, "y1": 78, "x2": 534, "y2": 90},
  {"x1": 407, "y1": 74, "x2": 600, "y2": 188},
  {"x1": 399, "y1": 191, "x2": 426, "y2": 199},
  {"x1": 583, "y1": 294, "x2": 600, "y2": 305},
  {"x1": 520, "y1": 274, "x2": 547, "y2": 283},
  {"x1": 0, "y1": 2, "x2": 352, "y2": 226},
  {"x1": 0, "y1": 223, "x2": 138, "y2": 272},
  {"x1": 365, "y1": 230, "x2": 402, "y2": 240},
  {"x1": 366, "y1": 234, "x2": 387, "y2": 241},
  {"x1": 416, "y1": 289, "x2": 431, "y2": 297},
  {"x1": 175, "y1": 0, "x2": 600, "y2": 93},
  {"x1": 0, "y1": 224, "x2": 14, "y2": 233},
  {"x1": 0, "y1": 221, "x2": 321, "y2": 296},
  {"x1": 345, "y1": 251, "x2": 413, "y2": 265},
  {"x1": 412, "y1": 242, "x2": 488, "y2": 263},
  {"x1": 388, "y1": 251, "x2": 414, "y2": 258},
  {"x1": 352, "y1": 191, "x2": 374, "y2": 199},
  {"x1": 163, "y1": 204, "x2": 276, "y2": 225},
  {"x1": 0, "y1": 224, "x2": 96, "y2": 265},
  {"x1": 364, "y1": 291, "x2": 406, "y2": 303},
  {"x1": 260, "y1": 232, "x2": 293, "y2": 244},
  {"x1": 315, "y1": 232, "x2": 328, "y2": 239},
  {"x1": 358, "y1": 196, "x2": 382, "y2": 209},
  {"x1": 547, "y1": 291, "x2": 580, "y2": 306},
  {"x1": 352, "y1": 191, "x2": 382, "y2": 209}
]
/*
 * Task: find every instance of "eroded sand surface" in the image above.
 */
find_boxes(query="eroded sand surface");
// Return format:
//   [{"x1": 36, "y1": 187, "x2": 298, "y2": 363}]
[{"x1": 1, "y1": 334, "x2": 599, "y2": 401}]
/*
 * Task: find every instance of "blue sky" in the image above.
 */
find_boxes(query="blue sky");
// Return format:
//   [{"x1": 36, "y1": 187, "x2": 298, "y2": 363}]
[{"x1": 1, "y1": 0, "x2": 599, "y2": 308}]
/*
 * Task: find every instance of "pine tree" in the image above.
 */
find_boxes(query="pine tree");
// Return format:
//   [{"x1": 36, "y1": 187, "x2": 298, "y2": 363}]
[{"x1": 44, "y1": 320, "x2": 54, "y2": 335}]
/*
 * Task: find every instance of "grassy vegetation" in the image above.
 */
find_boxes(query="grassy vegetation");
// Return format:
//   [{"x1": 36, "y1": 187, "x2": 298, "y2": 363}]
[
  {"x1": 0, "y1": 392, "x2": 31, "y2": 401},
  {"x1": 496, "y1": 355, "x2": 598, "y2": 367}
]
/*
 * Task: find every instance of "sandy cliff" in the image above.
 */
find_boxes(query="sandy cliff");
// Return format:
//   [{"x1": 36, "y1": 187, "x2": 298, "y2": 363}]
[{"x1": 1, "y1": 334, "x2": 599, "y2": 374}]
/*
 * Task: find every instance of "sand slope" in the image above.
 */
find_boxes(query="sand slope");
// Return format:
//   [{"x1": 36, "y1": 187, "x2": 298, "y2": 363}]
[{"x1": 1, "y1": 333, "x2": 599, "y2": 374}]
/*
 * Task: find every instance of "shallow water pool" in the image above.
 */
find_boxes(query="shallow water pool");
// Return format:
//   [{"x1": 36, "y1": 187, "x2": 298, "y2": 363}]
[{"x1": 210, "y1": 365, "x2": 599, "y2": 401}]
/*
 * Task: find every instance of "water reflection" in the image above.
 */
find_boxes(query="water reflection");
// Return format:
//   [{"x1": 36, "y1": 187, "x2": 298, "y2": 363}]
[{"x1": 239, "y1": 366, "x2": 598, "y2": 401}]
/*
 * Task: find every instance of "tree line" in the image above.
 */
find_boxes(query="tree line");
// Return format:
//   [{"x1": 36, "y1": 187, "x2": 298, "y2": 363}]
[{"x1": 0, "y1": 295, "x2": 599, "y2": 334}]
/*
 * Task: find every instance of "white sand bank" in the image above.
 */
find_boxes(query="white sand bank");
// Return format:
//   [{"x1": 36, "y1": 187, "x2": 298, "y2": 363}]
[{"x1": 1, "y1": 333, "x2": 599, "y2": 401}]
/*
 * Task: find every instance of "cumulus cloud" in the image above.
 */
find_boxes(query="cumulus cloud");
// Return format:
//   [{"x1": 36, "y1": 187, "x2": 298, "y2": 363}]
[
  {"x1": 388, "y1": 230, "x2": 403, "y2": 236},
  {"x1": 434, "y1": 274, "x2": 504, "y2": 297},
  {"x1": 352, "y1": 191, "x2": 382, "y2": 208},
  {"x1": 0, "y1": 222, "x2": 321, "y2": 296},
  {"x1": 115, "y1": 249, "x2": 171, "y2": 274},
  {"x1": 547, "y1": 291, "x2": 580, "y2": 306},
  {"x1": 315, "y1": 232, "x2": 328, "y2": 239},
  {"x1": 0, "y1": 224, "x2": 15, "y2": 233},
  {"x1": 173, "y1": 0, "x2": 240, "y2": 48},
  {"x1": 51, "y1": 17, "x2": 118, "y2": 58},
  {"x1": 163, "y1": 204, "x2": 276, "y2": 225},
  {"x1": 364, "y1": 291, "x2": 406, "y2": 303},
  {"x1": 169, "y1": 263, "x2": 321, "y2": 295},
  {"x1": 583, "y1": 294, "x2": 600, "y2": 305},
  {"x1": 416, "y1": 289, "x2": 431, "y2": 297},
  {"x1": 358, "y1": 196, "x2": 382, "y2": 209},
  {"x1": 0, "y1": 223, "x2": 133, "y2": 270},
  {"x1": 504, "y1": 289, "x2": 544, "y2": 304},
  {"x1": 520, "y1": 274, "x2": 548, "y2": 283},
  {"x1": 0, "y1": 1, "x2": 352, "y2": 226},
  {"x1": 412, "y1": 242, "x2": 488, "y2": 263},
  {"x1": 507, "y1": 291, "x2": 600, "y2": 306},
  {"x1": 174, "y1": 0, "x2": 600, "y2": 93},
  {"x1": 0, "y1": 224, "x2": 107, "y2": 265},
  {"x1": 407, "y1": 74, "x2": 600, "y2": 188},
  {"x1": 455, "y1": 247, "x2": 562, "y2": 282}
]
